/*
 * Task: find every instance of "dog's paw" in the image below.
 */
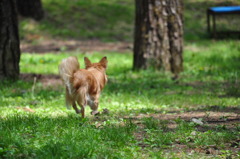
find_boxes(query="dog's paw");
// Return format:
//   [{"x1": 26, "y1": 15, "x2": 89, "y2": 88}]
[{"x1": 91, "y1": 111, "x2": 100, "y2": 116}]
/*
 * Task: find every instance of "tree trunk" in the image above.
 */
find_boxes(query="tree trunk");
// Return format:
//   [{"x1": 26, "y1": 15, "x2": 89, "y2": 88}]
[
  {"x1": 167, "y1": 0, "x2": 183, "y2": 76},
  {"x1": 16, "y1": 0, "x2": 44, "y2": 20},
  {"x1": 0, "y1": 0, "x2": 21, "y2": 79},
  {"x1": 133, "y1": 0, "x2": 183, "y2": 76}
]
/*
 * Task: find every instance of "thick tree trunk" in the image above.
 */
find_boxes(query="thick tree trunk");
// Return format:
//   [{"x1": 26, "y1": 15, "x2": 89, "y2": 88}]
[
  {"x1": 16, "y1": 0, "x2": 44, "y2": 20},
  {"x1": 167, "y1": 0, "x2": 183, "y2": 76},
  {"x1": 0, "y1": 0, "x2": 21, "y2": 79},
  {"x1": 134, "y1": 0, "x2": 183, "y2": 76},
  {"x1": 134, "y1": 0, "x2": 171, "y2": 70}
]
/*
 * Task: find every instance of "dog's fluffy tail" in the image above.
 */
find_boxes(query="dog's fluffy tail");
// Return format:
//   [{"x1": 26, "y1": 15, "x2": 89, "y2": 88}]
[{"x1": 59, "y1": 56, "x2": 80, "y2": 97}]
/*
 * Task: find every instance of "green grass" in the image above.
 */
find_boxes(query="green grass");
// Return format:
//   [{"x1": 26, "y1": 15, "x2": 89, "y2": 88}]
[
  {"x1": 20, "y1": 0, "x2": 134, "y2": 42},
  {"x1": 0, "y1": 113, "x2": 137, "y2": 158},
  {"x1": 1, "y1": 39, "x2": 240, "y2": 158},
  {"x1": 1, "y1": 0, "x2": 240, "y2": 158}
]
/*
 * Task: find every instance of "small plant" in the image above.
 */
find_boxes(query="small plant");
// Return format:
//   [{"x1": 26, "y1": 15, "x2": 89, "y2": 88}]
[
  {"x1": 144, "y1": 129, "x2": 173, "y2": 148},
  {"x1": 142, "y1": 117, "x2": 159, "y2": 130}
]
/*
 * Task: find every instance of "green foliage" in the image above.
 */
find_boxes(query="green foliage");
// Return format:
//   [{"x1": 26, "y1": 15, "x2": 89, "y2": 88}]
[{"x1": 1, "y1": 42, "x2": 240, "y2": 157}]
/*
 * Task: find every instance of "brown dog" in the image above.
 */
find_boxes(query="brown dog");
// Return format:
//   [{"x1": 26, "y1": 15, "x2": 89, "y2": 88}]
[{"x1": 59, "y1": 56, "x2": 108, "y2": 118}]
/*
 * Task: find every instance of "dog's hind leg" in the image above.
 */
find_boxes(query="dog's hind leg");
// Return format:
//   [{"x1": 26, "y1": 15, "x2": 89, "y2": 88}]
[
  {"x1": 89, "y1": 93, "x2": 100, "y2": 115},
  {"x1": 76, "y1": 93, "x2": 87, "y2": 118},
  {"x1": 77, "y1": 99, "x2": 86, "y2": 118},
  {"x1": 72, "y1": 102, "x2": 81, "y2": 114},
  {"x1": 76, "y1": 87, "x2": 88, "y2": 118}
]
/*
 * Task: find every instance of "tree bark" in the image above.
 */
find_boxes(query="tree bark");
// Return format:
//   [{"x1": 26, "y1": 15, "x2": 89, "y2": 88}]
[
  {"x1": 134, "y1": 0, "x2": 183, "y2": 76},
  {"x1": 0, "y1": 0, "x2": 21, "y2": 79},
  {"x1": 16, "y1": 0, "x2": 44, "y2": 20},
  {"x1": 167, "y1": 0, "x2": 183, "y2": 76}
]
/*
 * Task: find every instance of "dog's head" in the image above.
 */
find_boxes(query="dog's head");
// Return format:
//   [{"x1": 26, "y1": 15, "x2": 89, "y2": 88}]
[{"x1": 84, "y1": 57, "x2": 108, "y2": 71}]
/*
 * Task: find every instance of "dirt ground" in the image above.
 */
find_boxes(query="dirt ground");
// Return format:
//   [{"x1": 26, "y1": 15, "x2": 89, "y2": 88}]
[{"x1": 21, "y1": 39, "x2": 132, "y2": 53}]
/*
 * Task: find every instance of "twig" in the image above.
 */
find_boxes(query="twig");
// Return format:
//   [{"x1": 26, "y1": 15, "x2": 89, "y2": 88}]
[{"x1": 32, "y1": 77, "x2": 37, "y2": 98}]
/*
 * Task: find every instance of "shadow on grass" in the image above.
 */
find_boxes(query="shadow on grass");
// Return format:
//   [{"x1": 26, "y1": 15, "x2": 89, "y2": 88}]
[
  {"x1": 106, "y1": 73, "x2": 240, "y2": 100},
  {"x1": 33, "y1": 1, "x2": 134, "y2": 41}
]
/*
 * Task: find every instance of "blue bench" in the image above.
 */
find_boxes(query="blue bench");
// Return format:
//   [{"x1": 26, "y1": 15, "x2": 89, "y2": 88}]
[{"x1": 207, "y1": 6, "x2": 240, "y2": 37}]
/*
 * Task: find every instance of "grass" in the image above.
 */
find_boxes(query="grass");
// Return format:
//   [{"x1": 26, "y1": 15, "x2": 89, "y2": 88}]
[
  {"x1": 1, "y1": 0, "x2": 240, "y2": 158},
  {"x1": 19, "y1": 0, "x2": 134, "y2": 42},
  {"x1": 0, "y1": 113, "x2": 137, "y2": 158},
  {"x1": 1, "y1": 40, "x2": 240, "y2": 158}
]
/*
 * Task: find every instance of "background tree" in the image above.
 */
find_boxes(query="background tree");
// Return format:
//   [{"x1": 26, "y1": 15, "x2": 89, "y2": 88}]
[
  {"x1": 133, "y1": 0, "x2": 183, "y2": 77},
  {"x1": 16, "y1": 0, "x2": 44, "y2": 20},
  {"x1": 0, "y1": 0, "x2": 20, "y2": 79},
  {"x1": 0, "y1": 0, "x2": 44, "y2": 79}
]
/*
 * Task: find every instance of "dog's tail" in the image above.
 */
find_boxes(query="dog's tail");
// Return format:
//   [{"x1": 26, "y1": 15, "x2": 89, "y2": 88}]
[{"x1": 59, "y1": 56, "x2": 80, "y2": 98}]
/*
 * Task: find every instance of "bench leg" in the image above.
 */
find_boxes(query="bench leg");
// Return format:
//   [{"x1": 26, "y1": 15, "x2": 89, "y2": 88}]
[
  {"x1": 213, "y1": 13, "x2": 216, "y2": 38},
  {"x1": 207, "y1": 10, "x2": 210, "y2": 33}
]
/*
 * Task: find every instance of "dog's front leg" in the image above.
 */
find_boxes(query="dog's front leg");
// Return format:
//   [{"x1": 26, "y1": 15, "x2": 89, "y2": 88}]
[{"x1": 90, "y1": 102, "x2": 99, "y2": 115}]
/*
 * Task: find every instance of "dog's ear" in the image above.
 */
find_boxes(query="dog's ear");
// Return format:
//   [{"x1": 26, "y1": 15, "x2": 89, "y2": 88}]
[
  {"x1": 84, "y1": 57, "x2": 92, "y2": 68},
  {"x1": 99, "y1": 56, "x2": 108, "y2": 69}
]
